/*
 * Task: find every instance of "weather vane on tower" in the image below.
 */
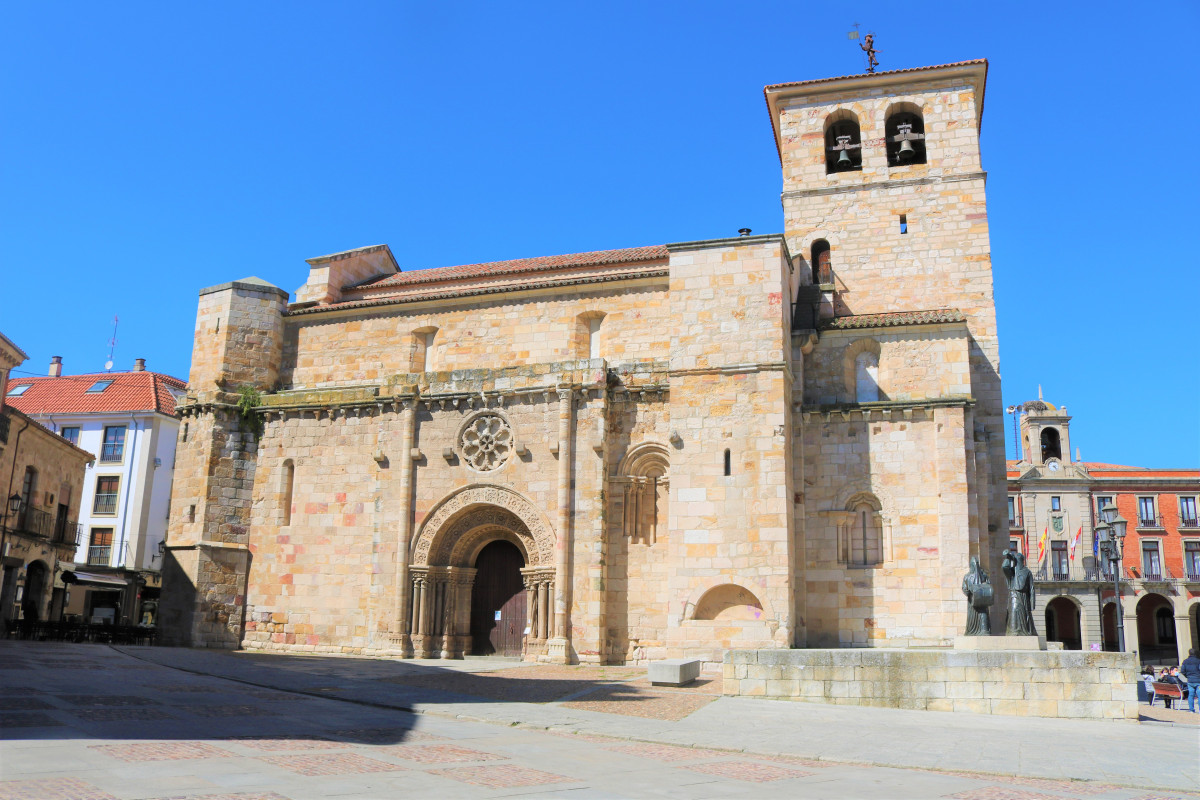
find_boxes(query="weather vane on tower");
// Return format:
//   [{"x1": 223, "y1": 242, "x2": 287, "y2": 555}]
[{"x1": 848, "y1": 23, "x2": 879, "y2": 73}]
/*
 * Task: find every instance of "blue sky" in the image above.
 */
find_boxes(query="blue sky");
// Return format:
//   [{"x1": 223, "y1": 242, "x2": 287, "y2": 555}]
[{"x1": 2, "y1": 2, "x2": 1196, "y2": 467}]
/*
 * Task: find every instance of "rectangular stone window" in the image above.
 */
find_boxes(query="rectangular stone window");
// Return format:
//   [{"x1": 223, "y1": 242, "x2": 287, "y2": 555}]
[
  {"x1": 61, "y1": 426, "x2": 80, "y2": 446},
  {"x1": 1137, "y1": 496, "x2": 1159, "y2": 528},
  {"x1": 1141, "y1": 540, "x2": 1162, "y2": 581},
  {"x1": 1051, "y1": 541, "x2": 1068, "y2": 580},
  {"x1": 1180, "y1": 496, "x2": 1198, "y2": 528},
  {"x1": 1051, "y1": 496, "x2": 1061, "y2": 512},
  {"x1": 1185, "y1": 541, "x2": 1200, "y2": 580}
]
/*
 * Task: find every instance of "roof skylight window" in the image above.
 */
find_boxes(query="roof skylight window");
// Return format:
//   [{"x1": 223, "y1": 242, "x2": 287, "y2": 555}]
[
  {"x1": 5, "y1": 384, "x2": 31, "y2": 396},
  {"x1": 86, "y1": 380, "x2": 115, "y2": 393}
]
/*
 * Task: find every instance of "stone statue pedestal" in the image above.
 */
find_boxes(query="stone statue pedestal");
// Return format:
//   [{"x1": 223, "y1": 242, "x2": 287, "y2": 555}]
[{"x1": 954, "y1": 635, "x2": 1046, "y2": 651}]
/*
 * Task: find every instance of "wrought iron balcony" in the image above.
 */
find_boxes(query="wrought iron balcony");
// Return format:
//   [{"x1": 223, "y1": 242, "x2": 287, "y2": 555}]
[
  {"x1": 1035, "y1": 559, "x2": 1108, "y2": 583},
  {"x1": 1185, "y1": 567, "x2": 1200, "y2": 582},
  {"x1": 13, "y1": 506, "x2": 52, "y2": 538},
  {"x1": 93, "y1": 492, "x2": 118, "y2": 515},
  {"x1": 99, "y1": 443, "x2": 124, "y2": 463},
  {"x1": 1127, "y1": 565, "x2": 1172, "y2": 583},
  {"x1": 1136, "y1": 513, "x2": 1165, "y2": 529},
  {"x1": 1180, "y1": 516, "x2": 1199, "y2": 528},
  {"x1": 87, "y1": 545, "x2": 112, "y2": 566}
]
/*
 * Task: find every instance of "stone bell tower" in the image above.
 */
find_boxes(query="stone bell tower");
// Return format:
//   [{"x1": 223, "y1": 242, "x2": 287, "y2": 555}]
[{"x1": 767, "y1": 61, "x2": 1009, "y2": 646}]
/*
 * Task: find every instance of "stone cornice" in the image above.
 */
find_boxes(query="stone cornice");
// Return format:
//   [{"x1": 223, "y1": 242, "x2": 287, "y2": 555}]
[
  {"x1": 781, "y1": 171, "x2": 987, "y2": 201},
  {"x1": 798, "y1": 395, "x2": 975, "y2": 422}
]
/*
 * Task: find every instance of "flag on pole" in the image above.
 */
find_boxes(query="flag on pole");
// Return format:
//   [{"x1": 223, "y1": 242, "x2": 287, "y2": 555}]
[
  {"x1": 1093, "y1": 527, "x2": 1099, "y2": 558},
  {"x1": 1037, "y1": 526, "x2": 1048, "y2": 565},
  {"x1": 1069, "y1": 525, "x2": 1082, "y2": 560}
]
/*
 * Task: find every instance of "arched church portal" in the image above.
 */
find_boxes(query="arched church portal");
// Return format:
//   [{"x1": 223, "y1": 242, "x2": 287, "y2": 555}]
[{"x1": 408, "y1": 486, "x2": 556, "y2": 659}]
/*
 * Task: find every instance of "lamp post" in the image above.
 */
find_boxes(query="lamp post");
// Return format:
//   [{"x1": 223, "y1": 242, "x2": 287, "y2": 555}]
[{"x1": 1096, "y1": 502, "x2": 1128, "y2": 652}]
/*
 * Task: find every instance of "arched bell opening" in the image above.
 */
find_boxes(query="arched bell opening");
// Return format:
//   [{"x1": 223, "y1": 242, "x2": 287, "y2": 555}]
[{"x1": 1040, "y1": 428, "x2": 1062, "y2": 462}]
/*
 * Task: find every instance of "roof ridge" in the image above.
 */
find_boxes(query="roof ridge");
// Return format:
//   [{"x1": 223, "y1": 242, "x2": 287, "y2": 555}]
[{"x1": 345, "y1": 244, "x2": 670, "y2": 293}]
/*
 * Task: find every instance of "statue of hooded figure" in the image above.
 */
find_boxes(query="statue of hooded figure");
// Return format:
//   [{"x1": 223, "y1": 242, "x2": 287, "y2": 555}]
[
  {"x1": 961, "y1": 556, "x2": 993, "y2": 635},
  {"x1": 1001, "y1": 549, "x2": 1037, "y2": 636}
]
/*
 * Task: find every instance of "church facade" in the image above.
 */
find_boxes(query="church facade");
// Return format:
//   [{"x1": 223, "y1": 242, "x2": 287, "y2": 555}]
[{"x1": 160, "y1": 60, "x2": 1008, "y2": 663}]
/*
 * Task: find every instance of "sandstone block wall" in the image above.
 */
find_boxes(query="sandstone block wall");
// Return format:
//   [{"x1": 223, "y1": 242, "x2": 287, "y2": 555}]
[
  {"x1": 723, "y1": 648, "x2": 1140, "y2": 720},
  {"x1": 280, "y1": 284, "x2": 671, "y2": 390}
]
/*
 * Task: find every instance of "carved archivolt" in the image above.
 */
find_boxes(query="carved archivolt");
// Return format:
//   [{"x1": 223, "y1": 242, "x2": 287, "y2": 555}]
[{"x1": 412, "y1": 485, "x2": 555, "y2": 568}]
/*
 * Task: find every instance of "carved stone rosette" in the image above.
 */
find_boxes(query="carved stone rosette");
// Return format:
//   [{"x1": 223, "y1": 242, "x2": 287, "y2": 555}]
[{"x1": 458, "y1": 412, "x2": 513, "y2": 471}]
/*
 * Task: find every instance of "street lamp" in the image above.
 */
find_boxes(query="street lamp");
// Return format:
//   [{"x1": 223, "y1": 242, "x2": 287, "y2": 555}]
[{"x1": 1096, "y1": 503, "x2": 1127, "y2": 652}]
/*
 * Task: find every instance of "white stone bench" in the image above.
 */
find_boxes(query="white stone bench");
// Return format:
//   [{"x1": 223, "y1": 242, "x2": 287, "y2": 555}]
[{"x1": 648, "y1": 658, "x2": 701, "y2": 687}]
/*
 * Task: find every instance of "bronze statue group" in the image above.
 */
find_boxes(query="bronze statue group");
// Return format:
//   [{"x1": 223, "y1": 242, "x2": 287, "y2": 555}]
[{"x1": 962, "y1": 549, "x2": 1036, "y2": 637}]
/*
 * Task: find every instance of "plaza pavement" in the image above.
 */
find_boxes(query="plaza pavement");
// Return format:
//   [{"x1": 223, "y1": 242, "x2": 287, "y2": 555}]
[{"x1": 0, "y1": 641, "x2": 1196, "y2": 800}]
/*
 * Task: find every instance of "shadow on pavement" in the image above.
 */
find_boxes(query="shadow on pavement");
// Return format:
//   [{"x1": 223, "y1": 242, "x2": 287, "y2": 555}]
[{"x1": 0, "y1": 639, "x2": 710, "y2": 747}]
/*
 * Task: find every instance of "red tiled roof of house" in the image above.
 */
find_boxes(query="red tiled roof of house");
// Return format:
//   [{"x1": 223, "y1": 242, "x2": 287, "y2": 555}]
[
  {"x1": 822, "y1": 309, "x2": 966, "y2": 330},
  {"x1": 348, "y1": 245, "x2": 670, "y2": 292},
  {"x1": 5, "y1": 371, "x2": 187, "y2": 417}
]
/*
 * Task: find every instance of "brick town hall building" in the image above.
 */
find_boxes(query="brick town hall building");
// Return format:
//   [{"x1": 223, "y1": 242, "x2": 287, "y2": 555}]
[{"x1": 161, "y1": 60, "x2": 1008, "y2": 664}]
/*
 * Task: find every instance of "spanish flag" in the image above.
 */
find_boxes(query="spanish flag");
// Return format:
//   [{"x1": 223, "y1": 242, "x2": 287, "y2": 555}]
[
  {"x1": 1037, "y1": 526, "x2": 1048, "y2": 565},
  {"x1": 1069, "y1": 525, "x2": 1082, "y2": 561}
]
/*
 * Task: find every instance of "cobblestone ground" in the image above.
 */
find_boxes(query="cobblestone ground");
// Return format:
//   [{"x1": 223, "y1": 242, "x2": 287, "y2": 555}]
[{"x1": 0, "y1": 641, "x2": 1196, "y2": 800}]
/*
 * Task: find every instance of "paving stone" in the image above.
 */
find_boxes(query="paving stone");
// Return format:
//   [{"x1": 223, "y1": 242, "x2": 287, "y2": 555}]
[
  {"x1": 258, "y1": 753, "x2": 406, "y2": 776},
  {"x1": 0, "y1": 777, "x2": 116, "y2": 800},
  {"x1": 223, "y1": 736, "x2": 347, "y2": 751},
  {"x1": 383, "y1": 744, "x2": 507, "y2": 764},
  {"x1": 944, "y1": 789, "x2": 1067, "y2": 800},
  {"x1": 89, "y1": 742, "x2": 234, "y2": 762},
  {"x1": 71, "y1": 707, "x2": 176, "y2": 722},
  {"x1": 54, "y1": 695, "x2": 159, "y2": 707},
  {"x1": 604, "y1": 744, "x2": 727, "y2": 763},
  {"x1": 687, "y1": 761, "x2": 813, "y2": 783},
  {"x1": 427, "y1": 764, "x2": 572, "y2": 788},
  {"x1": 0, "y1": 712, "x2": 63, "y2": 727},
  {"x1": 0, "y1": 697, "x2": 53, "y2": 710}
]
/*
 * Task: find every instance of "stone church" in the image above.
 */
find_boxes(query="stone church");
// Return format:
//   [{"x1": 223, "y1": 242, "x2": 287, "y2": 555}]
[{"x1": 161, "y1": 59, "x2": 1007, "y2": 664}]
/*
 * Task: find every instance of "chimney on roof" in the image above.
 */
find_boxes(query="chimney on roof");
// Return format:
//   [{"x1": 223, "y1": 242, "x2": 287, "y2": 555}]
[
  {"x1": 738, "y1": 228, "x2": 752, "y2": 237},
  {"x1": 49, "y1": 356, "x2": 62, "y2": 377},
  {"x1": 133, "y1": 358, "x2": 146, "y2": 372}
]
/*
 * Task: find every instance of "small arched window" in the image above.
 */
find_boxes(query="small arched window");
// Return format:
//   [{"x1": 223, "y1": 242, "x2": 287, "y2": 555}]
[
  {"x1": 849, "y1": 501, "x2": 883, "y2": 566},
  {"x1": 1041, "y1": 428, "x2": 1062, "y2": 462},
  {"x1": 886, "y1": 110, "x2": 926, "y2": 166},
  {"x1": 855, "y1": 351, "x2": 879, "y2": 403},
  {"x1": 810, "y1": 240, "x2": 831, "y2": 284},
  {"x1": 281, "y1": 459, "x2": 294, "y2": 526},
  {"x1": 825, "y1": 117, "x2": 862, "y2": 173}
]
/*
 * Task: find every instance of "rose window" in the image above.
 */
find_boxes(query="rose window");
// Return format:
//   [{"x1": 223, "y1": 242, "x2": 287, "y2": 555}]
[{"x1": 460, "y1": 414, "x2": 513, "y2": 471}]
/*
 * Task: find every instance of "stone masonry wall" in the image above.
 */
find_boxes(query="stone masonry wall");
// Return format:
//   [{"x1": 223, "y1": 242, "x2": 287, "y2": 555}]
[
  {"x1": 723, "y1": 648, "x2": 1140, "y2": 720},
  {"x1": 280, "y1": 283, "x2": 671, "y2": 390}
]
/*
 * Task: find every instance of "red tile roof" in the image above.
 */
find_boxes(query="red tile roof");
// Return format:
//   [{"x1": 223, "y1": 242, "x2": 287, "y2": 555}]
[
  {"x1": 5, "y1": 371, "x2": 187, "y2": 417},
  {"x1": 822, "y1": 309, "x2": 966, "y2": 330},
  {"x1": 763, "y1": 59, "x2": 988, "y2": 93},
  {"x1": 348, "y1": 245, "x2": 670, "y2": 292}
]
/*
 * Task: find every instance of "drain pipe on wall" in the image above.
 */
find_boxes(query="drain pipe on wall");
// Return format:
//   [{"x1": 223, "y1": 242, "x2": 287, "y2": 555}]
[{"x1": 115, "y1": 413, "x2": 140, "y2": 571}]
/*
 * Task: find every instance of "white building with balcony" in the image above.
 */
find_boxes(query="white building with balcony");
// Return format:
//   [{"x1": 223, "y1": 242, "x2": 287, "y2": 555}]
[{"x1": 5, "y1": 357, "x2": 184, "y2": 624}]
